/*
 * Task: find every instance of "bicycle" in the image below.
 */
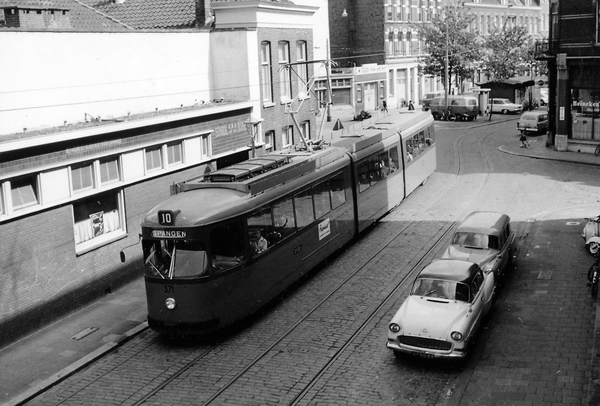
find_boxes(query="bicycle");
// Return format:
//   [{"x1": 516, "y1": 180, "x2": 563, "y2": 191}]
[{"x1": 520, "y1": 135, "x2": 531, "y2": 148}]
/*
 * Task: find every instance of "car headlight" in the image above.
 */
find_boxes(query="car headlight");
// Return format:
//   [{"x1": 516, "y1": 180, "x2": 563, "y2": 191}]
[
  {"x1": 451, "y1": 331, "x2": 463, "y2": 341},
  {"x1": 165, "y1": 298, "x2": 176, "y2": 310},
  {"x1": 389, "y1": 323, "x2": 401, "y2": 333}
]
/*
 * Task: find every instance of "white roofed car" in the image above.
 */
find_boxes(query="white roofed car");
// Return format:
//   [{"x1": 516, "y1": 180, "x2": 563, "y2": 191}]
[
  {"x1": 387, "y1": 259, "x2": 494, "y2": 360},
  {"x1": 490, "y1": 98, "x2": 522, "y2": 114},
  {"x1": 442, "y1": 211, "x2": 515, "y2": 285}
]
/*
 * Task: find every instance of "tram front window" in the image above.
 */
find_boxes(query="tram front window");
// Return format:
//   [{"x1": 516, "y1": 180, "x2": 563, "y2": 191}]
[{"x1": 143, "y1": 240, "x2": 209, "y2": 279}]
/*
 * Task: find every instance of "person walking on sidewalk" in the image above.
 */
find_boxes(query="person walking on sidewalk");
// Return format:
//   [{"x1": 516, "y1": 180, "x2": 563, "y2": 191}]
[
  {"x1": 519, "y1": 132, "x2": 530, "y2": 148},
  {"x1": 408, "y1": 100, "x2": 415, "y2": 110},
  {"x1": 382, "y1": 100, "x2": 388, "y2": 112}
]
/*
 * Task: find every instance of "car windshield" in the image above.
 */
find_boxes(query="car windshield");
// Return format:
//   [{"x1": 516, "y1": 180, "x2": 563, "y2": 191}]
[
  {"x1": 412, "y1": 278, "x2": 470, "y2": 302},
  {"x1": 522, "y1": 115, "x2": 537, "y2": 121},
  {"x1": 451, "y1": 232, "x2": 499, "y2": 249}
]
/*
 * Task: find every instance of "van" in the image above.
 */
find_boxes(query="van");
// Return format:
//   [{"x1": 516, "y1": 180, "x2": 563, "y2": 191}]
[
  {"x1": 421, "y1": 92, "x2": 443, "y2": 110},
  {"x1": 429, "y1": 95, "x2": 479, "y2": 121},
  {"x1": 517, "y1": 110, "x2": 548, "y2": 135}
]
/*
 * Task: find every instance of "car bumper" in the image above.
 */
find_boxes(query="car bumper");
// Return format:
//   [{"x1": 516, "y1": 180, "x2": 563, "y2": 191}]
[{"x1": 386, "y1": 340, "x2": 466, "y2": 359}]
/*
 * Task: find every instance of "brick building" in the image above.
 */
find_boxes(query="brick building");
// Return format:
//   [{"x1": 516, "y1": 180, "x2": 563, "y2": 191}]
[
  {"x1": 0, "y1": 0, "x2": 319, "y2": 347},
  {"x1": 541, "y1": 0, "x2": 600, "y2": 153}
]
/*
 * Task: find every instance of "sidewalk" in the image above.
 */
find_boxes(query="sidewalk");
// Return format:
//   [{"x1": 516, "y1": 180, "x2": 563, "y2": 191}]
[{"x1": 1, "y1": 107, "x2": 600, "y2": 406}]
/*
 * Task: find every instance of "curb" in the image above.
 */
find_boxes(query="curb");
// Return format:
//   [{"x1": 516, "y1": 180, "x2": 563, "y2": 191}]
[
  {"x1": 1, "y1": 322, "x2": 149, "y2": 406},
  {"x1": 498, "y1": 145, "x2": 600, "y2": 167}
]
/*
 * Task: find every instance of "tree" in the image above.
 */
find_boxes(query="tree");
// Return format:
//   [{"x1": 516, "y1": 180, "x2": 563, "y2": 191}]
[
  {"x1": 414, "y1": 4, "x2": 481, "y2": 93},
  {"x1": 481, "y1": 25, "x2": 531, "y2": 81}
]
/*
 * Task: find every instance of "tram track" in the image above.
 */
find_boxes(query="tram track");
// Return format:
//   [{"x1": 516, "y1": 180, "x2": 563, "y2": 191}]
[{"x1": 27, "y1": 125, "x2": 504, "y2": 406}]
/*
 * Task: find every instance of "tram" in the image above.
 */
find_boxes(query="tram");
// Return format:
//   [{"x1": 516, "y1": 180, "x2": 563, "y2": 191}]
[{"x1": 138, "y1": 110, "x2": 436, "y2": 335}]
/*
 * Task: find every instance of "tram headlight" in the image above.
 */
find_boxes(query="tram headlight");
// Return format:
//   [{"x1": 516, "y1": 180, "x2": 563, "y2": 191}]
[{"x1": 165, "y1": 298, "x2": 176, "y2": 310}]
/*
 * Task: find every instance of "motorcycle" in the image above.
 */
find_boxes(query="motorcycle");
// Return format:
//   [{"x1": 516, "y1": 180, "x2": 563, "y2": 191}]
[
  {"x1": 353, "y1": 110, "x2": 372, "y2": 121},
  {"x1": 588, "y1": 252, "x2": 600, "y2": 297},
  {"x1": 582, "y1": 215, "x2": 600, "y2": 255}
]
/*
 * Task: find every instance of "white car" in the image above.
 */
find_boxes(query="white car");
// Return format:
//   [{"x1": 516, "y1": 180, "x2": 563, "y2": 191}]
[
  {"x1": 387, "y1": 259, "x2": 494, "y2": 359},
  {"x1": 490, "y1": 98, "x2": 522, "y2": 114}
]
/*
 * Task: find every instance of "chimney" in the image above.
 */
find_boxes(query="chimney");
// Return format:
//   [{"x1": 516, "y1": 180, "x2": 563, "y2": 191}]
[{"x1": 195, "y1": 0, "x2": 211, "y2": 28}]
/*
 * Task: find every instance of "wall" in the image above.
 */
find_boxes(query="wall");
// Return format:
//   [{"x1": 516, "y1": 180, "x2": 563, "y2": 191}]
[{"x1": 0, "y1": 31, "x2": 225, "y2": 135}]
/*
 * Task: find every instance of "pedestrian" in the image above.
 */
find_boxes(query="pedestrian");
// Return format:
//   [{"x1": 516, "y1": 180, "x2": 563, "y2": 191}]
[
  {"x1": 408, "y1": 100, "x2": 415, "y2": 110},
  {"x1": 382, "y1": 100, "x2": 388, "y2": 112}
]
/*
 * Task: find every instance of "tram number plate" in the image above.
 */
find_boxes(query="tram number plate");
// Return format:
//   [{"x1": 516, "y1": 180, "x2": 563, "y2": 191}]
[
  {"x1": 164, "y1": 285, "x2": 174, "y2": 293},
  {"x1": 293, "y1": 245, "x2": 302, "y2": 255}
]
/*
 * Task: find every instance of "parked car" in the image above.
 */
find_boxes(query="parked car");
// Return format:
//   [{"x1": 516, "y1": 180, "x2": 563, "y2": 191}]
[
  {"x1": 441, "y1": 211, "x2": 515, "y2": 285},
  {"x1": 421, "y1": 92, "x2": 443, "y2": 111},
  {"x1": 429, "y1": 95, "x2": 478, "y2": 121},
  {"x1": 387, "y1": 259, "x2": 494, "y2": 359},
  {"x1": 490, "y1": 98, "x2": 522, "y2": 114},
  {"x1": 517, "y1": 110, "x2": 548, "y2": 135}
]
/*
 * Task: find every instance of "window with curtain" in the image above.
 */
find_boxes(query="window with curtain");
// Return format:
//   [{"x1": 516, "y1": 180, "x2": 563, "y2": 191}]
[
  {"x1": 278, "y1": 41, "x2": 291, "y2": 101},
  {"x1": 167, "y1": 141, "x2": 183, "y2": 166},
  {"x1": 73, "y1": 190, "x2": 123, "y2": 245},
  {"x1": 261, "y1": 41, "x2": 273, "y2": 103}
]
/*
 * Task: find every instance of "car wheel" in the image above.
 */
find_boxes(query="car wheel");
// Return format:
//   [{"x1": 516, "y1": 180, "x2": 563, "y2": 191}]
[
  {"x1": 502, "y1": 109, "x2": 509, "y2": 115},
  {"x1": 588, "y1": 242, "x2": 600, "y2": 255},
  {"x1": 593, "y1": 281, "x2": 599, "y2": 298}
]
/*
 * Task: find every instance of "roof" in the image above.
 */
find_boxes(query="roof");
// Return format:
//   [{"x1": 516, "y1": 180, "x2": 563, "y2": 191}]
[
  {"x1": 79, "y1": 0, "x2": 196, "y2": 29},
  {"x1": 417, "y1": 259, "x2": 481, "y2": 284},
  {"x1": 456, "y1": 211, "x2": 510, "y2": 236},
  {"x1": 0, "y1": 0, "x2": 133, "y2": 30}
]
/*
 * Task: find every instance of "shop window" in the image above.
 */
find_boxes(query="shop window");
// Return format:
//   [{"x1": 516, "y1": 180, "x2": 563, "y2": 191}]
[
  {"x1": 145, "y1": 146, "x2": 163, "y2": 172},
  {"x1": 100, "y1": 157, "x2": 120, "y2": 185},
  {"x1": 167, "y1": 142, "x2": 183, "y2": 166},
  {"x1": 73, "y1": 190, "x2": 123, "y2": 247},
  {"x1": 11, "y1": 175, "x2": 39, "y2": 210},
  {"x1": 71, "y1": 162, "x2": 95, "y2": 194}
]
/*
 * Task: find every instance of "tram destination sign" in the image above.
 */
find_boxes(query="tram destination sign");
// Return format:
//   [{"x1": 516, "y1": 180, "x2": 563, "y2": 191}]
[{"x1": 151, "y1": 230, "x2": 187, "y2": 239}]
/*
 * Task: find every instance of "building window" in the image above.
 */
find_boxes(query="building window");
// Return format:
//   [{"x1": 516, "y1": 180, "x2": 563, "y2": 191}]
[
  {"x1": 282, "y1": 126, "x2": 293, "y2": 148},
  {"x1": 100, "y1": 157, "x2": 120, "y2": 186},
  {"x1": 71, "y1": 162, "x2": 95, "y2": 194},
  {"x1": 145, "y1": 146, "x2": 163, "y2": 173},
  {"x1": 301, "y1": 120, "x2": 311, "y2": 141},
  {"x1": 278, "y1": 41, "x2": 292, "y2": 102},
  {"x1": 265, "y1": 130, "x2": 275, "y2": 152},
  {"x1": 166, "y1": 141, "x2": 183, "y2": 166},
  {"x1": 0, "y1": 187, "x2": 4, "y2": 215},
  {"x1": 73, "y1": 190, "x2": 124, "y2": 247},
  {"x1": 261, "y1": 41, "x2": 273, "y2": 104},
  {"x1": 11, "y1": 175, "x2": 39, "y2": 210},
  {"x1": 296, "y1": 41, "x2": 308, "y2": 98},
  {"x1": 201, "y1": 134, "x2": 211, "y2": 159}
]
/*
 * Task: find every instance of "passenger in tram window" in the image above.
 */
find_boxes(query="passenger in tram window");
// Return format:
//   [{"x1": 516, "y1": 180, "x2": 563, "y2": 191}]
[
  {"x1": 248, "y1": 229, "x2": 268, "y2": 255},
  {"x1": 406, "y1": 151, "x2": 413, "y2": 162},
  {"x1": 389, "y1": 159, "x2": 397, "y2": 172}
]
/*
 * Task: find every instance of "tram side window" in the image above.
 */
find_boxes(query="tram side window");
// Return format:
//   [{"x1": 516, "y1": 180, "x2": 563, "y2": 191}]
[
  {"x1": 313, "y1": 180, "x2": 331, "y2": 219},
  {"x1": 248, "y1": 207, "x2": 273, "y2": 255},
  {"x1": 272, "y1": 198, "x2": 296, "y2": 240},
  {"x1": 389, "y1": 147, "x2": 399, "y2": 173},
  {"x1": 210, "y1": 220, "x2": 246, "y2": 272},
  {"x1": 357, "y1": 160, "x2": 370, "y2": 193},
  {"x1": 330, "y1": 172, "x2": 346, "y2": 209},
  {"x1": 369, "y1": 155, "x2": 383, "y2": 185},
  {"x1": 294, "y1": 188, "x2": 315, "y2": 229}
]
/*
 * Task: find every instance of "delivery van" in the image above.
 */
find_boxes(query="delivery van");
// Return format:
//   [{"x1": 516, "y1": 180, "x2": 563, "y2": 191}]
[{"x1": 429, "y1": 95, "x2": 479, "y2": 121}]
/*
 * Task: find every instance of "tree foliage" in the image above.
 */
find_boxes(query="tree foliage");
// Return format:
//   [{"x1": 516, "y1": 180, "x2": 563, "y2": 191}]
[
  {"x1": 415, "y1": 5, "x2": 481, "y2": 91},
  {"x1": 482, "y1": 25, "x2": 531, "y2": 81}
]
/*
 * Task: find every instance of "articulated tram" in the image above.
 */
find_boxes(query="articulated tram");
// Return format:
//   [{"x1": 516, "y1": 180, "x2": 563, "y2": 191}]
[{"x1": 139, "y1": 110, "x2": 436, "y2": 335}]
